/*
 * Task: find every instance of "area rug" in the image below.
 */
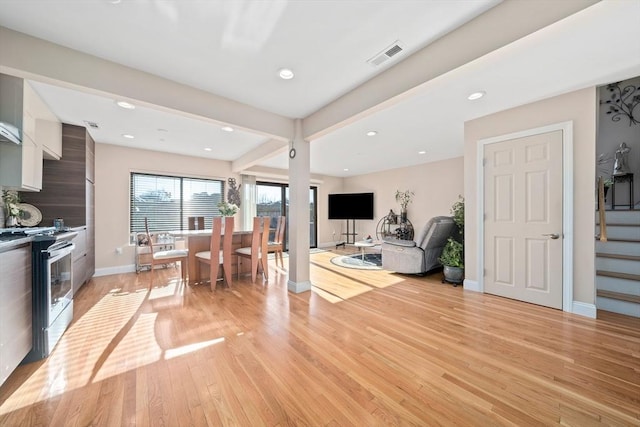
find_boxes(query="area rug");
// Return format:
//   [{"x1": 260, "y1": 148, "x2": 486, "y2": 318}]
[{"x1": 330, "y1": 253, "x2": 382, "y2": 270}]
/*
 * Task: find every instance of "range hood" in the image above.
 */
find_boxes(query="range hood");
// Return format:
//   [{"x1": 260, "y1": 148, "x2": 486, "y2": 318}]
[{"x1": 0, "y1": 121, "x2": 21, "y2": 145}]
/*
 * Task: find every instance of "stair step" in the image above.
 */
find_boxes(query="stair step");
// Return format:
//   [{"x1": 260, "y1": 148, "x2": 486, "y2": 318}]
[
  {"x1": 596, "y1": 290, "x2": 640, "y2": 304},
  {"x1": 596, "y1": 296, "x2": 640, "y2": 318},
  {"x1": 596, "y1": 226, "x2": 640, "y2": 240},
  {"x1": 596, "y1": 274, "x2": 640, "y2": 295},
  {"x1": 596, "y1": 270, "x2": 640, "y2": 281},
  {"x1": 596, "y1": 257, "x2": 640, "y2": 275},
  {"x1": 595, "y1": 240, "x2": 640, "y2": 256},
  {"x1": 595, "y1": 253, "x2": 640, "y2": 261},
  {"x1": 595, "y1": 210, "x2": 640, "y2": 225}
]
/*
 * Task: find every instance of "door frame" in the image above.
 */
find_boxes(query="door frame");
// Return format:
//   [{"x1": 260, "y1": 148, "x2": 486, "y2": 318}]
[{"x1": 474, "y1": 121, "x2": 574, "y2": 313}]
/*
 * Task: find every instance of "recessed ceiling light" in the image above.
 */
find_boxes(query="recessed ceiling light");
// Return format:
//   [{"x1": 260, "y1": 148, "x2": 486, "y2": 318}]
[
  {"x1": 343, "y1": 168, "x2": 349, "y2": 171},
  {"x1": 366, "y1": 131, "x2": 377, "y2": 136},
  {"x1": 467, "y1": 91, "x2": 486, "y2": 100},
  {"x1": 278, "y1": 68, "x2": 294, "y2": 80},
  {"x1": 204, "y1": 147, "x2": 212, "y2": 152},
  {"x1": 122, "y1": 134, "x2": 135, "y2": 139},
  {"x1": 418, "y1": 150, "x2": 426, "y2": 154},
  {"x1": 116, "y1": 100, "x2": 135, "y2": 109},
  {"x1": 221, "y1": 126, "x2": 234, "y2": 132}
]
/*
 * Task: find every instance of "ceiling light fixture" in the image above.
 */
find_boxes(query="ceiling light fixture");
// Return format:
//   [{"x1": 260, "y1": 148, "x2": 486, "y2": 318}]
[
  {"x1": 221, "y1": 126, "x2": 234, "y2": 132},
  {"x1": 122, "y1": 134, "x2": 135, "y2": 139},
  {"x1": 204, "y1": 147, "x2": 212, "y2": 152},
  {"x1": 366, "y1": 131, "x2": 377, "y2": 136},
  {"x1": 116, "y1": 100, "x2": 135, "y2": 109},
  {"x1": 467, "y1": 91, "x2": 486, "y2": 100},
  {"x1": 278, "y1": 68, "x2": 294, "y2": 80},
  {"x1": 418, "y1": 150, "x2": 426, "y2": 154},
  {"x1": 343, "y1": 168, "x2": 349, "y2": 172}
]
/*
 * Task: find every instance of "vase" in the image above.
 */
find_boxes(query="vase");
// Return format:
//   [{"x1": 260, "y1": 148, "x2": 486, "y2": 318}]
[
  {"x1": 400, "y1": 208, "x2": 407, "y2": 223},
  {"x1": 5, "y1": 216, "x2": 18, "y2": 227}
]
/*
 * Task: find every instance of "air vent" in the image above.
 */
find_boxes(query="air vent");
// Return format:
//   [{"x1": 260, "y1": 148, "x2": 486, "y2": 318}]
[
  {"x1": 83, "y1": 120, "x2": 99, "y2": 129},
  {"x1": 367, "y1": 40, "x2": 404, "y2": 67}
]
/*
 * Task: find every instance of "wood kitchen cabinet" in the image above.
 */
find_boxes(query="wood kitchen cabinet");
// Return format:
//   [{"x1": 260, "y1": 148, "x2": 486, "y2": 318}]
[
  {"x1": 21, "y1": 124, "x2": 95, "y2": 287},
  {"x1": 0, "y1": 243, "x2": 32, "y2": 387}
]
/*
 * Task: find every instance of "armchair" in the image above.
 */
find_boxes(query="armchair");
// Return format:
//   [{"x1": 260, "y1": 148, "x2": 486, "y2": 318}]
[{"x1": 381, "y1": 216, "x2": 456, "y2": 275}]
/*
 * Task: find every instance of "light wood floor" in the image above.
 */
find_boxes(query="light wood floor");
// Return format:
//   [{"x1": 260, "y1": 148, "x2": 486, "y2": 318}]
[{"x1": 1, "y1": 249, "x2": 639, "y2": 426}]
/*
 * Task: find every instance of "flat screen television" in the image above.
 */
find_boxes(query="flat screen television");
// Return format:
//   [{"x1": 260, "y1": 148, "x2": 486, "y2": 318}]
[{"x1": 328, "y1": 192, "x2": 374, "y2": 220}]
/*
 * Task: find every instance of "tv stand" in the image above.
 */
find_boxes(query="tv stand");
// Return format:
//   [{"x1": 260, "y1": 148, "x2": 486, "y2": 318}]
[{"x1": 341, "y1": 219, "x2": 358, "y2": 245}]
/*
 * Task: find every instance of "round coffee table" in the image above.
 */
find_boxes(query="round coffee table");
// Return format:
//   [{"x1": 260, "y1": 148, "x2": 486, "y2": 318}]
[{"x1": 354, "y1": 241, "x2": 377, "y2": 260}]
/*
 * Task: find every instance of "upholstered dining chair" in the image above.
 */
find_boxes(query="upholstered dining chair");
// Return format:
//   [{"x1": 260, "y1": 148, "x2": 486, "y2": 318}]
[
  {"x1": 267, "y1": 216, "x2": 286, "y2": 268},
  {"x1": 235, "y1": 216, "x2": 269, "y2": 282},
  {"x1": 144, "y1": 217, "x2": 189, "y2": 288},
  {"x1": 195, "y1": 216, "x2": 234, "y2": 291}
]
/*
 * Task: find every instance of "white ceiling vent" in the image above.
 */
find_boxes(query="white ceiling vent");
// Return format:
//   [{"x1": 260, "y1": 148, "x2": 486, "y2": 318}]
[{"x1": 367, "y1": 41, "x2": 404, "y2": 67}]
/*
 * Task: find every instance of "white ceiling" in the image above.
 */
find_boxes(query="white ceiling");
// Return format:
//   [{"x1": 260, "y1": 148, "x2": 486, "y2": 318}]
[{"x1": 1, "y1": 0, "x2": 639, "y2": 178}]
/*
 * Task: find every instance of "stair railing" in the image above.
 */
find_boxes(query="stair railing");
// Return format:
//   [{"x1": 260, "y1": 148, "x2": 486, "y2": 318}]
[{"x1": 598, "y1": 176, "x2": 607, "y2": 242}]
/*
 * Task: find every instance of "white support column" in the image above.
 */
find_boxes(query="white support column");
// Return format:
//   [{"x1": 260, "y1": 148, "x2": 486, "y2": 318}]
[{"x1": 287, "y1": 119, "x2": 311, "y2": 293}]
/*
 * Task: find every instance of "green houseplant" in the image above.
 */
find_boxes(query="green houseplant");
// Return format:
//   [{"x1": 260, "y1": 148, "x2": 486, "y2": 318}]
[{"x1": 439, "y1": 196, "x2": 464, "y2": 285}]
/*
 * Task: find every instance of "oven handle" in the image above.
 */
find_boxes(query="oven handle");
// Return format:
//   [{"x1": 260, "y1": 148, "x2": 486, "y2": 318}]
[{"x1": 47, "y1": 243, "x2": 75, "y2": 263}]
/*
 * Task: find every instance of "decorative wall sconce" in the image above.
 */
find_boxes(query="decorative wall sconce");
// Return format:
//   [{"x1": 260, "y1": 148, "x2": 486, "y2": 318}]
[{"x1": 600, "y1": 81, "x2": 640, "y2": 126}]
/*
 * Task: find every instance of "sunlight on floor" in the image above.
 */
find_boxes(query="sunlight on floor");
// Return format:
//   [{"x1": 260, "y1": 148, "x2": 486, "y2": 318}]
[{"x1": 0, "y1": 278, "x2": 226, "y2": 415}]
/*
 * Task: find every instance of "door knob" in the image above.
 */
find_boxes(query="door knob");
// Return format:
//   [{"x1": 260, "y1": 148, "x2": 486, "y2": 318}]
[{"x1": 542, "y1": 233, "x2": 560, "y2": 239}]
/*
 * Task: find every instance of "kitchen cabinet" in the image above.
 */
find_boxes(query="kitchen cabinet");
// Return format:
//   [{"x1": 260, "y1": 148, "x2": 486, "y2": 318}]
[
  {"x1": 0, "y1": 243, "x2": 32, "y2": 387},
  {"x1": 21, "y1": 124, "x2": 95, "y2": 284},
  {"x1": 71, "y1": 226, "x2": 88, "y2": 294},
  {"x1": 0, "y1": 76, "x2": 43, "y2": 191}
]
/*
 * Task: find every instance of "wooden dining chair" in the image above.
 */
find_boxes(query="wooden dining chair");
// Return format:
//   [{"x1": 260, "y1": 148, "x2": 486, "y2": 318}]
[
  {"x1": 188, "y1": 216, "x2": 205, "y2": 230},
  {"x1": 267, "y1": 216, "x2": 286, "y2": 268},
  {"x1": 235, "y1": 216, "x2": 269, "y2": 282},
  {"x1": 195, "y1": 216, "x2": 234, "y2": 291},
  {"x1": 144, "y1": 217, "x2": 189, "y2": 288}
]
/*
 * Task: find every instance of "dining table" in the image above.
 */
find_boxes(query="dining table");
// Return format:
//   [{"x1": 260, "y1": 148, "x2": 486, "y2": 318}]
[{"x1": 169, "y1": 228, "x2": 254, "y2": 285}]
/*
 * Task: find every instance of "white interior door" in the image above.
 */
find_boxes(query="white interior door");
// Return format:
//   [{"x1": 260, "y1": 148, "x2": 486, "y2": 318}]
[{"x1": 484, "y1": 130, "x2": 563, "y2": 309}]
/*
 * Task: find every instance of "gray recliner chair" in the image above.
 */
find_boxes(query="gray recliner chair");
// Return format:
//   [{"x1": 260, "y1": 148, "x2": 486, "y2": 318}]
[{"x1": 381, "y1": 216, "x2": 456, "y2": 275}]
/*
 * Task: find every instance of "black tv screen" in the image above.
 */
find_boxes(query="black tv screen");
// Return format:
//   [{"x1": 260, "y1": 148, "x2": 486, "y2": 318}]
[{"x1": 328, "y1": 192, "x2": 374, "y2": 220}]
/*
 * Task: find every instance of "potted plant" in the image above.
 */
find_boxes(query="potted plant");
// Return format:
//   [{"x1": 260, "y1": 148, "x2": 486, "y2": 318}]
[
  {"x1": 439, "y1": 238, "x2": 463, "y2": 284},
  {"x1": 439, "y1": 196, "x2": 464, "y2": 285},
  {"x1": 2, "y1": 190, "x2": 22, "y2": 227}
]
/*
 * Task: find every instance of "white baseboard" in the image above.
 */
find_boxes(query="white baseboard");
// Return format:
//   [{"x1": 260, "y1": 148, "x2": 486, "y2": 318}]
[
  {"x1": 463, "y1": 279, "x2": 480, "y2": 292},
  {"x1": 94, "y1": 264, "x2": 136, "y2": 277},
  {"x1": 571, "y1": 301, "x2": 597, "y2": 318},
  {"x1": 288, "y1": 280, "x2": 312, "y2": 293}
]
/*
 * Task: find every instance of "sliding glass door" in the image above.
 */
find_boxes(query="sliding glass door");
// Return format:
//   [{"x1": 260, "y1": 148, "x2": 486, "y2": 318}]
[{"x1": 256, "y1": 182, "x2": 317, "y2": 249}]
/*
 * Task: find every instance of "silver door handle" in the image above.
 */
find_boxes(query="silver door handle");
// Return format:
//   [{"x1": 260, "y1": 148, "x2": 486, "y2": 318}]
[{"x1": 542, "y1": 233, "x2": 560, "y2": 239}]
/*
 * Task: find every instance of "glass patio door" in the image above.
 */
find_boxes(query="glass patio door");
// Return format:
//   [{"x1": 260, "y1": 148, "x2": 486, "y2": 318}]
[{"x1": 256, "y1": 182, "x2": 317, "y2": 249}]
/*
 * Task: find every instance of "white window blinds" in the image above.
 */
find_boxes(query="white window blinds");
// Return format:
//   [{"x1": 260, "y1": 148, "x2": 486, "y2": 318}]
[{"x1": 130, "y1": 173, "x2": 224, "y2": 233}]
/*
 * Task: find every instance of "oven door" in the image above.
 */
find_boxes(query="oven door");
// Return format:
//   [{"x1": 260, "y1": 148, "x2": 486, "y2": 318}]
[{"x1": 47, "y1": 242, "x2": 74, "y2": 325}]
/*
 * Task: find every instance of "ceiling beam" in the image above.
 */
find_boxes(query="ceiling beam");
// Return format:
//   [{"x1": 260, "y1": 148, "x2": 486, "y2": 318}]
[
  {"x1": 302, "y1": 0, "x2": 600, "y2": 140},
  {"x1": 0, "y1": 26, "x2": 294, "y2": 141},
  {"x1": 231, "y1": 139, "x2": 288, "y2": 173}
]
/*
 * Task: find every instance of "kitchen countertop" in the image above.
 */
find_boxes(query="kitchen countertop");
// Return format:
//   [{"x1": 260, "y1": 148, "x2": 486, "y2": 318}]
[{"x1": 0, "y1": 235, "x2": 32, "y2": 252}]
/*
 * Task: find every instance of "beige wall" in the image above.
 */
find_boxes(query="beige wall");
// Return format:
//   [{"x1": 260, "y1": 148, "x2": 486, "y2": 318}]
[
  {"x1": 464, "y1": 88, "x2": 597, "y2": 305},
  {"x1": 95, "y1": 142, "x2": 463, "y2": 272},
  {"x1": 95, "y1": 144, "x2": 237, "y2": 272},
  {"x1": 343, "y1": 157, "x2": 464, "y2": 242}
]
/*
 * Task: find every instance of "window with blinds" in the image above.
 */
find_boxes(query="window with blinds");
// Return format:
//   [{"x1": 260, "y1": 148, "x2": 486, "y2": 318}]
[{"x1": 130, "y1": 173, "x2": 224, "y2": 233}]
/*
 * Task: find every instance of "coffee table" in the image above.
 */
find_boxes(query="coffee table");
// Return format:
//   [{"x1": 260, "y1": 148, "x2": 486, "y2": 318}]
[{"x1": 354, "y1": 241, "x2": 377, "y2": 260}]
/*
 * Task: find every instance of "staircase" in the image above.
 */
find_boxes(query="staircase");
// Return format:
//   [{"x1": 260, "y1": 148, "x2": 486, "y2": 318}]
[{"x1": 595, "y1": 210, "x2": 640, "y2": 318}]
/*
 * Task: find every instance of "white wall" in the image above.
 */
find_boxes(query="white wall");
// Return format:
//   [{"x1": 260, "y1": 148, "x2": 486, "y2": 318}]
[{"x1": 464, "y1": 87, "x2": 597, "y2": 305}]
